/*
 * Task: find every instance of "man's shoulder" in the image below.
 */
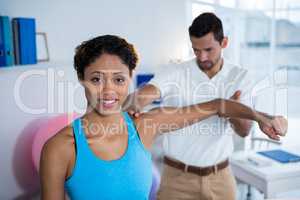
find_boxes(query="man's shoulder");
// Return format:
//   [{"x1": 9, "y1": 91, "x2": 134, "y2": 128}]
[
  {"x1": 224, "y1": 59, "x2": 248, "y2": 73},
  {"x1": 222, "y1": 59, "x2": 256, "y2": 91},
  {"x1": 223, "y1": 59, "x2": 250, "y2": 80}
]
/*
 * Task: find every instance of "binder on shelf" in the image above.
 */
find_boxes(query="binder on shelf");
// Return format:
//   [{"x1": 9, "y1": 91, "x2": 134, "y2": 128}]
[
  {"x1": 12, "y1": 18, "x2": 20, "y2": 65},
  {"x1": 1, "y1": 16, "x2": 14, "y2": 66},
  {"x1": 12, "y1": 17, "x2": 37, "y2": 65},
  {"x1": 0, "y1": 16, "x2": 5, "y2": 67}
]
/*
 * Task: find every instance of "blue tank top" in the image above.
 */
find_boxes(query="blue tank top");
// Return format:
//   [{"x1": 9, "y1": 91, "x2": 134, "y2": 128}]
[{"x1": 65, "y1": 112, "x2": 152, "y2": 200}]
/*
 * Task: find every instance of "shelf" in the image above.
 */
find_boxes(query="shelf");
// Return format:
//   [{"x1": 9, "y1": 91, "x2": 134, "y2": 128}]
[{"x1": 0, "y1": 61, "x2": 73, "y2": 73}]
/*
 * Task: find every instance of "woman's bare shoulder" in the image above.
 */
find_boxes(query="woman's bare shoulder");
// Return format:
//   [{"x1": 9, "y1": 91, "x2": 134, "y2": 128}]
[
  {"x1": 41, "y1": 124, "x2": 75, "y2": 163},
  {"x1": 39, "y1": 124, "x2": 76, "y2": 186}
]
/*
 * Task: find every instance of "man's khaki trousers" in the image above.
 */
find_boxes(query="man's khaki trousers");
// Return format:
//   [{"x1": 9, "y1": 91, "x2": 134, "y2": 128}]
[{"x1": 157, "y1": 164, "x2": 237, "y2": 200}]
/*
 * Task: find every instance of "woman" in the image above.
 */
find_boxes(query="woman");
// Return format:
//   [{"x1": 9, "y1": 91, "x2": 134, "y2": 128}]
[{"x1": 40, "y1": 35, "x2": 287, "y2": 200}]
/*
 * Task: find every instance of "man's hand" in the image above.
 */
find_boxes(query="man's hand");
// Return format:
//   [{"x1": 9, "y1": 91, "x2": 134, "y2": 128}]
[
  {"x1": 230, "y1": 90, "x2": 241, "y2": 101},
  {"x1": 258, "y1": 114, "x2": 288, "y2": 140},
  {"x1": 123, "y1": 84, "x2": 161, "y2": 118},
  {"x1": 123, "y1": 92, "x2": 142, "y2": 118},
  {"x1": 229, "y1": 90, "x2": 287, "y2": 140}
]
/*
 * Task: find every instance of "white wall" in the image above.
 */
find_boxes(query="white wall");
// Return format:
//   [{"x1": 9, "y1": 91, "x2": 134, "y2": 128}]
[
  {"x1": 0, "y1": 0, "x2": 188, "y2": 70},
  {"x1": 0, "y1": 0, "x2": 189, "y2": 199},
  {"x1": 0, "y1": 63, "x2": 83, "y2": 199}
]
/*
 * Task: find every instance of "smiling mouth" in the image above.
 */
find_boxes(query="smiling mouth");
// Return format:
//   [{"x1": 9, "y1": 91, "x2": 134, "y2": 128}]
[{"x1": 98, "y1": 98, "x2": 119, "y2": 108}]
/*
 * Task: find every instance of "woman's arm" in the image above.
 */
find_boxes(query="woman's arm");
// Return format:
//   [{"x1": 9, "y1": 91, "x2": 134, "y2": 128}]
[
  {"x1": 136, "y1": 98, "x2": 287, "y2": 148},
  {"x1": 40, "y1": 131, "x2": 72, "y2": 200}
]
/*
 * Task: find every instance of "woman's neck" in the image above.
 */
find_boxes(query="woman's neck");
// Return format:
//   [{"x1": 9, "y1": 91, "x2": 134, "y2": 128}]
[{"x1": 82, "y1": 108, "x2": 126, "y2": 137}]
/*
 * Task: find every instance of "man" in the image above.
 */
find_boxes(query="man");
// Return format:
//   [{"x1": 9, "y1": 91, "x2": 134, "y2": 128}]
[{"x1": 125, "y1": 13, "x2": 258, "y2": 200}]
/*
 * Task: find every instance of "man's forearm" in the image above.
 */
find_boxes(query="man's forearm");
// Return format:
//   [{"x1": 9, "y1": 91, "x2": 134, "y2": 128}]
[{"x1": 166, "y1": 98, "x2": 265, "y2": 125}]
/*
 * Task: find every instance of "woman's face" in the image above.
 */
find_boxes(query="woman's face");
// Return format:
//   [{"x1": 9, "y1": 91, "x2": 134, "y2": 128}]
[{"x1": 82, "y1": 53, "x2": 132, "y2": 115}]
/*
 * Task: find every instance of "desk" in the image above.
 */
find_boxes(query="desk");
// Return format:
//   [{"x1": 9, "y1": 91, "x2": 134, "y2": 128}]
[{"x1": 230, "y1": 147, "x2": 300, "y2": 198}]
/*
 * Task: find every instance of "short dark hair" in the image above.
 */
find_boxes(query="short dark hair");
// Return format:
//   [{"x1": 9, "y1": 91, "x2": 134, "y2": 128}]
[
  {"x1": 188, "y1": 12, "x2": 224, "y2": 44},
  {"x1": 74, "y1": 35, "x2": 138, "y2": 80}
]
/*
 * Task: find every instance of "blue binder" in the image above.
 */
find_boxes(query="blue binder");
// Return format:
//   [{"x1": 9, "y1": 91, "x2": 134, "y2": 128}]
[
  {"x1": 258, "y1": 150, "x2": 300, "y2": 163},
  {"x1": 1, "y1": 16, "x2": 14, "y2": 66},
  {"x1": 12, "y1": 18, "x2": 20, "y2": 65},
  {"x1": 136, "y1": 74, "x2": 154, "y2": 88},
  {"x1": 13, "y1": 18, "x2": 37, "y2": 65},
  {"x1": 0, "y1": 16, "x2": 5, "y2": 67}
]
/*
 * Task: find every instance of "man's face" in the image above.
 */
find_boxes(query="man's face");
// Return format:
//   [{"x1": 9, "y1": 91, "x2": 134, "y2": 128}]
[{"x1": 190, "y1": 32, "x2": 227, "y2": 70}]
